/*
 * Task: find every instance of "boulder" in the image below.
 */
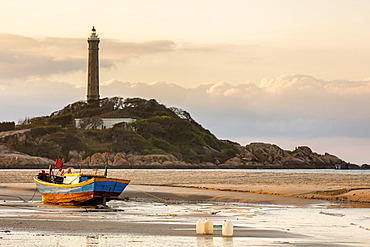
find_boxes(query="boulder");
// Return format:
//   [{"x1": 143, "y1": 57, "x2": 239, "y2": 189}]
[
  {"x1": 223, "y1": 157, "x2": 244, "y2": 167},
  {"x1": 68, "y1": 150, "x2": 81, "y2": 160},
  {"x1": 89, "y1": 152, "x2": 111, "y2": 168},
  {"x1": 252, "y1": 147, "x2": 268, "y2": 162},
  {"x1": 0, "y1": 144, "x2": 53, "y2": 169},
  {"x1": 295, "y1": 146, "x2": 313, "y2": 155},
  {"x1": 321, "y1": 153, "x2": 343, "y2": 165},
  {"x1": 112, "y1": 153, "x2": 130, "y2": 168},
  {"x1": 361, "y1": 164, "x2": 369, "y2": 170}
]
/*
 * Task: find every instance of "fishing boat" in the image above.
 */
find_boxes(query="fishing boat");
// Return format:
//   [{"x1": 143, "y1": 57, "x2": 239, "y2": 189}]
[{"x1": 34, "y1": 171, "x2": 130, "y2": 205}]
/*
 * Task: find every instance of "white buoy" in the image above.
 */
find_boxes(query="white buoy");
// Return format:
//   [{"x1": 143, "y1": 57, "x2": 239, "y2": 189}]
[
  {"x1": 222, "y1": 220, "x2": 233, "y2": 236},
  {"x1": 196, "y1": 219, "x2": 204, "y2": 234},
  {"x1": 204, "y1": 219, "x2": 214, "y2": 234}
]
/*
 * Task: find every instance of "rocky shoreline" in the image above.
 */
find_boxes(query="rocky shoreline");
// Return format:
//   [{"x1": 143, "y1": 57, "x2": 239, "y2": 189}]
[
  {"x1": 0, "y1": 121, "x2": 368, "y2": 170},
  {"x1": 0, "y1": 142, "x2": 367, "y2": 169},
  {"x1": 0, "y1": 129, "x2": 367, "y2": 169}
]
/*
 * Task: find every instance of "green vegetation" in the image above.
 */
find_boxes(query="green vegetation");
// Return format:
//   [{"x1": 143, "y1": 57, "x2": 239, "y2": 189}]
[
  {"x1": 0, "y1": 122, "x2": 15, "y2": 132},
  {"x1": 11, "y1": 97, "x2": 237, "y2": 163}
]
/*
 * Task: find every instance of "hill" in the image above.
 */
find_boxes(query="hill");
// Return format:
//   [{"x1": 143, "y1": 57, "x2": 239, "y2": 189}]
[
  {"x1": 4, "y1": 97, "x2": 237, "y2": 165},
  {"x1": 0, "y1": 97, "x2": 364, "y2": 169}
]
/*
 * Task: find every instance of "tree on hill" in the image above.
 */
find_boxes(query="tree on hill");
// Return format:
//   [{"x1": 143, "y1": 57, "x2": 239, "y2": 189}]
[{"x1": 78, "y1": 117, "x2": 103, "y2": 129}]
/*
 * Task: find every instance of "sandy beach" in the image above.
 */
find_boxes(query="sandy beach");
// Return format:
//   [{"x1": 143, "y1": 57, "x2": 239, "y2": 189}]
[
  {"x1": 1, "y1": 169, "x2": 369, "y2": 203},
  {"x1": 0, "y1": 169, "x2": 369, "y2": 246}
]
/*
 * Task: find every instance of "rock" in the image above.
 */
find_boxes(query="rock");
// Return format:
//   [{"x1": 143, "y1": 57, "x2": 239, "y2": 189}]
[
  {"x1": 150, "y1": 161, "x2": 161, "y2": 167},
  {"x1": 68, "y1": 150, "x2": 81, "y2": 160},
  {"x1": 252, "y1": 147, "x2": 268, "y2": 162},
  {"x1": 162, "y1": 160, "x2": 174, "y2": 166},
  {"x1": 201, "y1": 162, "x2": 218, "y2": 168},
  {"x1": 244, "y1": 143, "x2": 285, "y2": 164},
  {"x1": 335, "y1": 163, "x2": 361, "y2": 170},
  {"x1": 127, "y1": 154, "x2": 178, "y2": 166},
  {"x1": 295, "y1": 146, "x2": 313, "y2": 155},
  {"x1": 241, "y1": 152, "x2": 254, "y2": 161},
  {"x1": 112, "y1": 153, "x2": 130, "y2": 168},
  {"x1": 361, "y1": 164, "x2": 369, "y2": 169},
  {"x1": 89, "y1": 152, "x2": 111, "y2": 168},
  {"x1": 321, "y1": 153, "x2": 343, "y2": 165},
  {"x1": 224, "y1": 157, "x2": 244, "y2": 167},
  {"x1": 311, "y1": 155, "x2": 327, "y2": 168},
  {"x1": 0, "y1": 134, "x2": 355, "y2": 169},
  {"x1": 0, "y1": 145, "x2": 53, "y2": 169},
  {"x1": 0, "y1": 129, "x2": 29, "y2": 145}
]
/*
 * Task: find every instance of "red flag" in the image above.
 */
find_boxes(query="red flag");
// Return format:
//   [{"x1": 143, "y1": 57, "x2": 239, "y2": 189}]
[
  {"x1": 61, "y1": 170, "x2": 65, "y2": 176},
  {"x1": 55, "y1": 158, "x2": 61, "y2": 168}
]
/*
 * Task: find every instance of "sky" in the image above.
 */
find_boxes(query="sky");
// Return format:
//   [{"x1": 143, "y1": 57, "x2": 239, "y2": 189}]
[{"x1": 1, "y1": 0, "x2": 370, "y2": 165}]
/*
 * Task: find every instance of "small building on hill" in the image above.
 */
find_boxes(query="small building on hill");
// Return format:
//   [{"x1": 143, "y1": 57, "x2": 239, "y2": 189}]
[{"x1": 75, "y1": 118, "x2": 136, "y2": 129}]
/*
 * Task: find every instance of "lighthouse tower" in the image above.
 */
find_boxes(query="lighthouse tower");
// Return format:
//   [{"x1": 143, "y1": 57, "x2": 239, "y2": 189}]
[{"x1": 87, "y1": 26, "x2": 100, "y2": 103}]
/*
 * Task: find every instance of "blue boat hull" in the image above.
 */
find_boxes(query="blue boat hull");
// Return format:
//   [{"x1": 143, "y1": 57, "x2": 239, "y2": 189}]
[{"x1": 34, "y1": 176, "x2": 130, "y2": 205}]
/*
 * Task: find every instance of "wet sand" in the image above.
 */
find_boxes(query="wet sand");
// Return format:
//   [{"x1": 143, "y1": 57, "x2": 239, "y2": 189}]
[
  {"x1": 0, "y1": 183, "x2": 312, "y2": 245},
  {"x1": 0, "y1": 170, "x2": 369, "y2": 246}
]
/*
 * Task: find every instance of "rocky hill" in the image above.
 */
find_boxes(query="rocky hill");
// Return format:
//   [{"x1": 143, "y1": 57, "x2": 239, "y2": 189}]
[
  {"x1": 222, "y1": 143, "x2": 362, "y2": 169},
  {"x1": 0, "y1": 97, "x2": 364, "y2": 169}
]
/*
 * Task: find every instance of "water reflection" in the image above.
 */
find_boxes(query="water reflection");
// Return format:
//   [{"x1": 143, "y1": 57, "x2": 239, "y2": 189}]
[
  {"x1": 196, "y1": 236, "x2": 213, "y2": 247},
  {"x1": 222, "y1": 237, "x2": 233, "y2": 247},
  {"x1": 196, "y1": 236, "x2": 234, "y2": 247}
]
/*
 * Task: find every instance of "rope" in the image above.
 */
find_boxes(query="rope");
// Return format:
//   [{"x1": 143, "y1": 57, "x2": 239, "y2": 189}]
[
  {"x1": 129, "y1": 185, "x2": 209, "y2": 214},
  {"x1": 27, "y1": 186, "x2": 39, "y2": 202},
  {"x1": 0, "y1": 194, "x2": 27, "y2": 202},
  {"x1": 0, "y1": 186, "x2": 39, "y2": 203}
]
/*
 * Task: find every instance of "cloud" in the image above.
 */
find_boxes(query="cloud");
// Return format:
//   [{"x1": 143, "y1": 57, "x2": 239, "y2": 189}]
[
  {"x1": 0, "y1": 34, "x2": 85, "y2": 78},
  {"x1": 103, "y1": 40, "x2": 177, "y2": 58},
  {"x1": 260, "y1": 74, "x2": 325, "y2": 94},
  {"x1": 206, "y1": 81, "x2": 261, "y2": 98},
  {"x1": 2, "y1": 72, "x2": 370, "y2": 139},
  {"x1": 99, "y1": 74, "x2": 370, "y2": 140},
  {"x1": 0, "y1": 33, "x2": 206, "y2": 80},
  {"x1": 0, "y1": 77, "x2": 84, "y2": 121},
  {"x1": 0, "y1": 50, "x2": 86, "y2": 78},
  {"x1": 1, "y1": 33, "x2": 263, "y2": 86}
]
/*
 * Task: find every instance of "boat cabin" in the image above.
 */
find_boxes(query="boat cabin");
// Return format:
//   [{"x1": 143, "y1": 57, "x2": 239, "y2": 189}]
[
  {"x1": 63, "y1": 173, "x2": 106, "y2": 184},
  {"x1": 37, "y1": 171, "x2": 106, "y2": 185}
]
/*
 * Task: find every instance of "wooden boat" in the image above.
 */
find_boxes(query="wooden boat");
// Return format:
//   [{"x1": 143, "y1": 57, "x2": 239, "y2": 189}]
[{"x1": 34, "y1": 172, "x2": 130, "y2": 205}]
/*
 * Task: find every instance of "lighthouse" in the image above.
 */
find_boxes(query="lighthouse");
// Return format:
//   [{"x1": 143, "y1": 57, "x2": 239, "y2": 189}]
[{"x1": 87, "y1": 26, "x2": 100, "y2": 103}]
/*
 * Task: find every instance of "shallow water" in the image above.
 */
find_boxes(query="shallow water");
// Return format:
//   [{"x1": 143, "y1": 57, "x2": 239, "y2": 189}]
[{"x1": 1, "y1": 199, "x2": 369, "y2": 246}]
